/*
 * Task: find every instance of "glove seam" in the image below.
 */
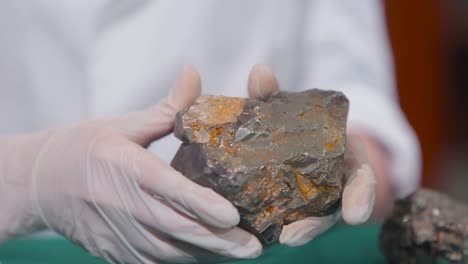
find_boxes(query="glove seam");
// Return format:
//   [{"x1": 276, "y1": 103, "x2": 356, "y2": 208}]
[
  {"x1": 30, "y1": 129, "x2": 62, "y2": 231},
  {"x1": 84, "y1": 133, "x2": 148, "y2": 263}
]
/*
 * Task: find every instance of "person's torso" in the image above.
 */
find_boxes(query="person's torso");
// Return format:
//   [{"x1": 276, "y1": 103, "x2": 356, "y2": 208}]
[{"x1": 0, "y1": 0, "x2": 309, "y2": 161}]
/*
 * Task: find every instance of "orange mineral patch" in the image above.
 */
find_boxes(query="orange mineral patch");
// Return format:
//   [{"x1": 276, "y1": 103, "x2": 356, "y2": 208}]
[
  {"x1": 292, "y1": 168, "x2": 317, "y2": 200},
  {"x1": 266, "y1": 205, "x2": 275, "y2": 216},
  {"x1": 187, "y1": 96, "x2": 246, "y2": 143},
  {"x1": 209, "y1": 127, "x2": 223, "y2": 145},
  {"x1": 325, "y1": 140, "x2": 337, "y2": 151},
  {"x1": 208, "y1": 126, "x2": 236, "y2": 154},
  {"x1": 190, "y1": 96, "x2": 246, "y2": 127},
  {"x1": 325, "y1": 135, "x2": 343, "y2": 152},
  {"x1": 223, "y1": 141, "x2": 235, "y2": 154}
]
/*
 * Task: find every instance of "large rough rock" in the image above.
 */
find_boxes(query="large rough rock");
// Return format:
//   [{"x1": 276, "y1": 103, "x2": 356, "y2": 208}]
[
  {"x1": 171, "y1": 89, "x2": 348, "y2": 244},
  {"x1": 380, "y1": 189, "x2": 468, "y2": 264}
]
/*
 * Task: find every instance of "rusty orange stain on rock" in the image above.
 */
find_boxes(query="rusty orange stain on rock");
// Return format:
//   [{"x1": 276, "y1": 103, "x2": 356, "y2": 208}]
[
  {"x1": 209, "y1": 127, "x2": 223, "y2": 145},
  {"x1": 325, "y1": 135, "x2": 343, "y2": 152},
  {"x1": 188, "y1": 96, "x2": 246, "y2": 127},
  {"x1": 325, "y1": 140, "x2": 337, "y2": 152},
  {"x1": 223, "y1": 141, "x2": 235, "y2": 154},
  {"x1": 291, "y1": 167, "x2": 318, "y2": 200},
  {"x1": 266, "y1": 205, "x2": 275, "y2": 216}
]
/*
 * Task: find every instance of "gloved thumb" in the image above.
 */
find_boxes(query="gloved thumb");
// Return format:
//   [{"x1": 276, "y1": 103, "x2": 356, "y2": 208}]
[
  {"x1": 247, "y1": 64, "x2": 279, "y2": 100},
  {"x1": 167, "y1": 65, "x2": 202, "y2": 111},
  {"x1": 111, "y1": 65, "x2": 201, "y2": 146},
  {"x1": 342, "y1": 134, "x2": 377, "y2": 225}
]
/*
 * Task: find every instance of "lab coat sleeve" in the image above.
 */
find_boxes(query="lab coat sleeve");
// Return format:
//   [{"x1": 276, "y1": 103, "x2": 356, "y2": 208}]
[{"x1": 297, "y1": 0, "x2": 421, "y2": 198}]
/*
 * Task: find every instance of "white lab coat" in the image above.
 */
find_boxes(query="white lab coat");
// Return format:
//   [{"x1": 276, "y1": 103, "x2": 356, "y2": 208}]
[{"x1": 0, "y1": 0, "x2": 420, "y2": 197}]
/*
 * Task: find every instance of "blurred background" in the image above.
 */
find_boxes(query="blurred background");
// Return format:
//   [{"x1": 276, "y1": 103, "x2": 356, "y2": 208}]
[{"x1": 385, "y1": 0, "x2": 468, "y2": 200}]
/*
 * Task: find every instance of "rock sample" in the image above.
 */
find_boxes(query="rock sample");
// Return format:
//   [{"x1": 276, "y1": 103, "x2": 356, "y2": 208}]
[
  {"x1": 171, "y1": 89, "x2": 348, "y2": 244},
  {"x1": 380, "y1": 189, "x2": 468, "y2": 264}
]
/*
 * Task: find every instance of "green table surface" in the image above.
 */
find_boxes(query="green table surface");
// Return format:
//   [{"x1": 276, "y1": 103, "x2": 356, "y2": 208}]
[{"x1": 0, "y1": 225, "x2": 386, "y2": 264}]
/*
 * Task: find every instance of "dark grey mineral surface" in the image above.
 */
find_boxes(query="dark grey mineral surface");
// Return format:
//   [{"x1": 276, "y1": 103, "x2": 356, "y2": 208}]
[
  {"x1": 171, "y1": 89, "x2": 349, "y2": 244},
  {"x1": 380, "y1": 189, "x2": 468, "y2": 264}
]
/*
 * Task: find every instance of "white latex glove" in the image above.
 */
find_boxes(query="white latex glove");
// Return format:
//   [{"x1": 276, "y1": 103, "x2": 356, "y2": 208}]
[
  {"x1": 247, "y1": 65, "x2": 378, "y2": 247},
  {"x1": 0, "y1": 65, "x2": 272, "y2": 264}
]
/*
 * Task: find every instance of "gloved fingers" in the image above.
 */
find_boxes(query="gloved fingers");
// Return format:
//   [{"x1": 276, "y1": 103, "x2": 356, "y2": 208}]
[
  {"x1": 84, "y1": 133, "x2": 240, "y2": 229},
  {"x1": 74, "y1": 200, "x2": 199, "y2": 264},
  {"x1": 167, "y1": 64, "x2": 202, "y2": 111},
  {"x1": 130, "y1": 190, "x2": 262, "y2": 259},
  {"x1": 342, "y1": 163, "x2": 376, "y2": 225},
  {"x1": 111, "y1": 65, "x2": 201, "y2": 147},
  {"x1": 279, "y1": 210, "x2": 341, "y2": 247},
  {"x1": 342, "y1": 134, "x2": 377, "y2": 225},
  {"x1": 137, "y1": 227, "x2": 231, "y2": 264},
  {"x1": 83, "y1": 176, "x2": 221, "y2": 264},
  {"x1": 85, "y1": 134, "x2": 261, "y2": 260},
  {"x1": 123, "y1": 142, "x2": 240, "y2": 229},
  {"x1": 113, "y1": 221, "x2": 201, "y2": 264},
  {"x1": 138, "y1": 227, "x2": 232, "y2": 264},
  {"x1": 247, "y1": 64, "x2": 279, "y2": 100},
  {"x1": 96, "y1": 213, "x2": 234, "y2": 264}
]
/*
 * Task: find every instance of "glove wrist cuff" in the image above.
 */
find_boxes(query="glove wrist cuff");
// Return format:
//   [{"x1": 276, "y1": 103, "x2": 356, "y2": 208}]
[{"x1": 0, "y1": 129, "x2": 57, "y2": 243}]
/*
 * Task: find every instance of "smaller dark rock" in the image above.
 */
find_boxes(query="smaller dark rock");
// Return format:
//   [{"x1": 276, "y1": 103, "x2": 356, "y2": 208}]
[{"x1": 380, "y1": 189, "x2": 468, "y2": 264}]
